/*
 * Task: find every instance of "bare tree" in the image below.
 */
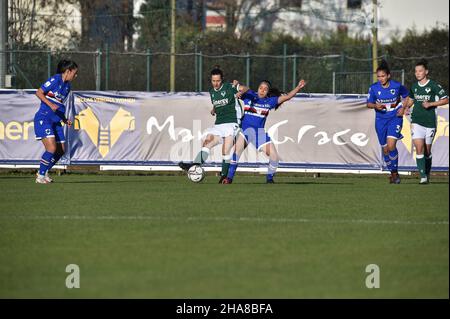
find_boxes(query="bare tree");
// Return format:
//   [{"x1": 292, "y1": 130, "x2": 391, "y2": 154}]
[{"x1": 9, "y1": 0, "x2": 79, "y2": 49}]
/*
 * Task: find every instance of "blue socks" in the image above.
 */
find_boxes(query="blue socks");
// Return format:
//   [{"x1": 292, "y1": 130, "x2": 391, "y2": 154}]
[
  {"x1": 227, "y1": 153, "x2": 239, "y2": 180},
  {"x1": 39, "y1": 151, "x2": 54, "y2": 176},
  {"x1": 388, "y1": 149, "x2": 399, "y2": 172}
]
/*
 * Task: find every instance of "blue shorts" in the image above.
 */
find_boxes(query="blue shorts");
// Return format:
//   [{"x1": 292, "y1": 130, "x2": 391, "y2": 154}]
[
  {"x1": 34, "y1": 114, "x2": 65, "y2": 143},
  {"x1": 375, "y1": 116, "x2": 403, "y2": 147},
  {"x1": 240, "y1": 126, "x2": 271, "y2": 150}
]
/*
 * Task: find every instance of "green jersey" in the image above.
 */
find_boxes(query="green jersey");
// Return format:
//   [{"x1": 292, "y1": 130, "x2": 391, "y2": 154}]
[
  {"x1": 209, "y1": 82, "x2": 242, "y2": 125},
  {"x1": 409, "y1": 79, "x2": 448, "y2": 128}
]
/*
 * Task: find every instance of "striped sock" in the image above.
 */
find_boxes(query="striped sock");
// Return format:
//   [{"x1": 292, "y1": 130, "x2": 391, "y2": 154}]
[
  {"x1": 47, "y1": 153, "x2": 62, "y2": 172},
  {"x1": 383, "y1": 154, "x2": 391, "y2": 171},
  {"x1": 39, "y1": 151, "x2": 54, "y2": 176},
  {"x1": 388, "y1": 149, "x2": 399, "y2": 172}
]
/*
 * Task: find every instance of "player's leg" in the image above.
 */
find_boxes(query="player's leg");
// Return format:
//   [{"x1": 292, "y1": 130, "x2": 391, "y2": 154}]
[
  {"x1": 375, "y1": 119, "x2": 392, "y2": 182},
  {"x1": 34, "y1": 116, "x2": 56, "y2": 184},
  {"x1": 220, "y1": 134, "x2": 234, "y2": 181},
  {"x1": 179, "y1": 133, "x2": 220, "y2": 170},
  {"x1": 386, "y1": 116, "x2": 403, "y2": 184},
  {"x1": 217, "y1": 123, "x2": 240, "y2": 182},
  {"x1": 261, "y1": 142, "x2": 279, "y2": 183},
  {"x1": 424, "y1": 127, "x2": 436, "y2": 182},
  {"x1": 45, "y1": 124, "x2": 67, "y2": 182},
  {"x1": 36, "y1": 137, "x2": 57, "y2": 184},
  {"x1": 412, "y1": 123, "x2": 427, "y2": 183},
  {"x1": 196, "y1": 134, "x2": 221, "y2": 164},
  {"x1": 225, "y1": 133, "x2": 248, "y2": 183}
]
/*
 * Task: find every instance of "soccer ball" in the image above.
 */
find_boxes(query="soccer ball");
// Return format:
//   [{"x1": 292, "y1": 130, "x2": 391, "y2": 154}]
[{"x1": 187, "y1": 165, "x2": 205, "y2": 183}]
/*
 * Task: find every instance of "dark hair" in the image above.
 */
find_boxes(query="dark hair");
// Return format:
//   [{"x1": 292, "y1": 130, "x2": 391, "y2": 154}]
[
  {"x1": 210, "y1": 65, "x2": 223, "y2": 79},
  {"x1": 376, "y1": 59, "x2": 390, "y2": 75},
  {"x1": 56, "y1": 59, "x2": 78, "y2": 74},
  {"x1": 259, "y1": 80, "x2": 284, "y2": 110},
  {"x1": 416, "y1": 59, "x2": 429, "y2": 70}
]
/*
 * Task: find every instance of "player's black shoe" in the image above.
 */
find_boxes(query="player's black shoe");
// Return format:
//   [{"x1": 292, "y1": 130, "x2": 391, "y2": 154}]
[
  {"x1": 178, "y1": 162, "x2": 194, "y2": 171},
  {"x1": 390, "y1": 172, "x2": 401, "y2": 184}
]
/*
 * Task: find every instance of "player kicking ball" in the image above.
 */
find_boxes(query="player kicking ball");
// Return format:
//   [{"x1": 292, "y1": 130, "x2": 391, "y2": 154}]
[
  {"x1": 178, "y1": 66, "x2": 249, "y2": 183},
  {"x1": 222, "y1": 79, "x2": 306, "y2": 184}
]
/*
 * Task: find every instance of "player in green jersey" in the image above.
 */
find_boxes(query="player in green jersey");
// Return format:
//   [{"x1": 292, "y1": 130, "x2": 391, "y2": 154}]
[
  {"x1": 404, "y1": 60, "x2": 449, "y2": 184},
  {"x1": 179, "y1": 66, "x2": 249, "y2": 182}
]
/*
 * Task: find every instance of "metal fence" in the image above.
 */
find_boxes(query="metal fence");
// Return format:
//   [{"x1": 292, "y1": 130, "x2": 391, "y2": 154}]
[
  {"x1": 1, "y1": 49, "x2": 448, "y2": 94},
  {"x1": 333, "y1": 70, "x2": 405, "y2": 95}
]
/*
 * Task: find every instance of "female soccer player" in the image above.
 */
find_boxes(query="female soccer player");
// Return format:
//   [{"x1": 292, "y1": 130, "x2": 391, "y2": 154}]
[
  {"x1": 405, "y1": 59, "x2": 448, "y2": 184},
  {"x1": 179, "y1": 66, "x2": 250, "y2": 183},
  {"x1": 222, "y1": 79, "x2": 306, "y2": 184},
  {"x1": 367, "y1": 60, "x2": 409, "y2": 184},
  {"x1": 34, "y1": 59, "x2": 78, "y2": 184}
]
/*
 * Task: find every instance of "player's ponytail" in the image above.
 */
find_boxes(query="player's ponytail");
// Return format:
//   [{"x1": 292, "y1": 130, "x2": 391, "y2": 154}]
[
  {"x1": 376, "y1": 59, "x2": 391, "y2": 75},
  {"x1": 56, "y1": 59, "x2": 78, "y2": 74},
  {"x1": 211, "y1": 65, "x2": 224, "y2": 79}
]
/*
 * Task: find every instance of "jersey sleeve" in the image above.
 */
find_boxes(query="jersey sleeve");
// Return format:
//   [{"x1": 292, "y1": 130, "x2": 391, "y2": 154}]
[
  {"x1": 367, "y1": 86, "x2": 376, "y2": 103},
  {"x1": 242, "y1": 89, "x2": 258, "y2": 101},
  {"x1": 268, "y1": 97, "x2": 280, "y2": 109},
  {"x1": 40, "y1": 75, "x2": 59, "y2": 94},
  {"x1": 408, "y1": 86, "x2": 415, "y2": 99},
  {"x1": 399, "y1": 84, "x2": 409, "y2": 99},
  {"x1": 433, "y1": 81, "x2": 448, "y2": 100}
]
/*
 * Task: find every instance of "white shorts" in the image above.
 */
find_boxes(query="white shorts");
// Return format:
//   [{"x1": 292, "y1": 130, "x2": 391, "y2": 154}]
[
  {"x1": 411, "y1": 123, "x2": 436, "y2": 145},
  {"x1": 205, "y1": 123, "x2": 240, "y2": 138}
]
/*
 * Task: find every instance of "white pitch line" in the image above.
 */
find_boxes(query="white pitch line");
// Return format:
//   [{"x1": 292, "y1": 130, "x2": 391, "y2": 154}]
[{"x1": 0, "y1": 215, "x2": 448, "y2": 226}]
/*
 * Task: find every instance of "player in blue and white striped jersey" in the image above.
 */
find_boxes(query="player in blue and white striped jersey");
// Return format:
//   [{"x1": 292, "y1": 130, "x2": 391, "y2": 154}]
[
  {"x1": 223, "y1": 79, "x2": 306, "y2": 184},
  {"x1": 33, "y1": 59, "x2": 78, "y2": 184}
]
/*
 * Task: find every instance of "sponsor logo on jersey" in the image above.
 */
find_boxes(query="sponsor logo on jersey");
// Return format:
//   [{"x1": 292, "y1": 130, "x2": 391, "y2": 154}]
[{"x1": 74, "y1": 107, "x2": 135, "y2": 158}]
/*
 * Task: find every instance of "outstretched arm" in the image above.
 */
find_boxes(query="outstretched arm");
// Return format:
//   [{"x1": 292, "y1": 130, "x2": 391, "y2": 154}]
[{"x1": 277, "y1": 80, "x2": 306, "y2": 105}]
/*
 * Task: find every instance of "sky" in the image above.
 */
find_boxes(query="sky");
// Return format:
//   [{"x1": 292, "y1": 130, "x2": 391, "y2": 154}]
[{"x1": 378, "y1": 0, "x2": 449, "y2": 42}]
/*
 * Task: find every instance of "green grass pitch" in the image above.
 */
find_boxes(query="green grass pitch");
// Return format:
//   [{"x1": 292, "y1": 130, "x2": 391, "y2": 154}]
[{"x1": 0, "y1": 173, "x2": 448, "y2": 298}]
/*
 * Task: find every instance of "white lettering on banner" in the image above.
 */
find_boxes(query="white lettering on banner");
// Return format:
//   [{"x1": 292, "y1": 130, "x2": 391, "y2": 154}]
[
  {"x1": 146, "y1": 116, "x2": 176, "y2": 140},
  {"x1": 146, "y1": 116, "x2": 370, "y2": 147},
  {"x1": 267, "y1": 120, "x2": 295, "y2": 144}
]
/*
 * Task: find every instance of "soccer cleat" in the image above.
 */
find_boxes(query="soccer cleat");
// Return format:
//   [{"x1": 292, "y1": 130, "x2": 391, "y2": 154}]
[
  {"x1": 178, "y1": 162, "x2": 194, "y2": 171},
  {"x1": 36, "y1": 171, "x2": 53, "y2": 183},
  {"x1": 391, "y1": 172, "x2": 401, "y2": 184},
  {"x1": 221, "y1": 177, "x2": 232, "y2": 184},
  {"x1": 266, "y1": 179, "x2": 275, "y2": 184},
  {"x1": 44, "y1": 172, "x2": 53, "y2": 183},
  {"x1": 419, "y1": 177, "x2": 429, "y2": 185},
  {"x1": 35, "y1": 175, "x2": 50, "y2": 184},
  {"x1": 218, "y1": 175, "x2": 227, "y2": 184}
]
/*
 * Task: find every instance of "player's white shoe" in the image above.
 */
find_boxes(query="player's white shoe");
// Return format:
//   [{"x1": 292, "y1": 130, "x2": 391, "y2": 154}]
[
  {"x1": 35, "y1": 174, "x2": 50, "y2": 184},
  {"x1": 419, "y1": 177, "x2": 429, "y2": 185},
  {"x1": 36, "y1": 172, "x2": 53, "y2": 183},
  {"x1": 44, "y1": 172, "x2": 53, "y2": 183}
]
